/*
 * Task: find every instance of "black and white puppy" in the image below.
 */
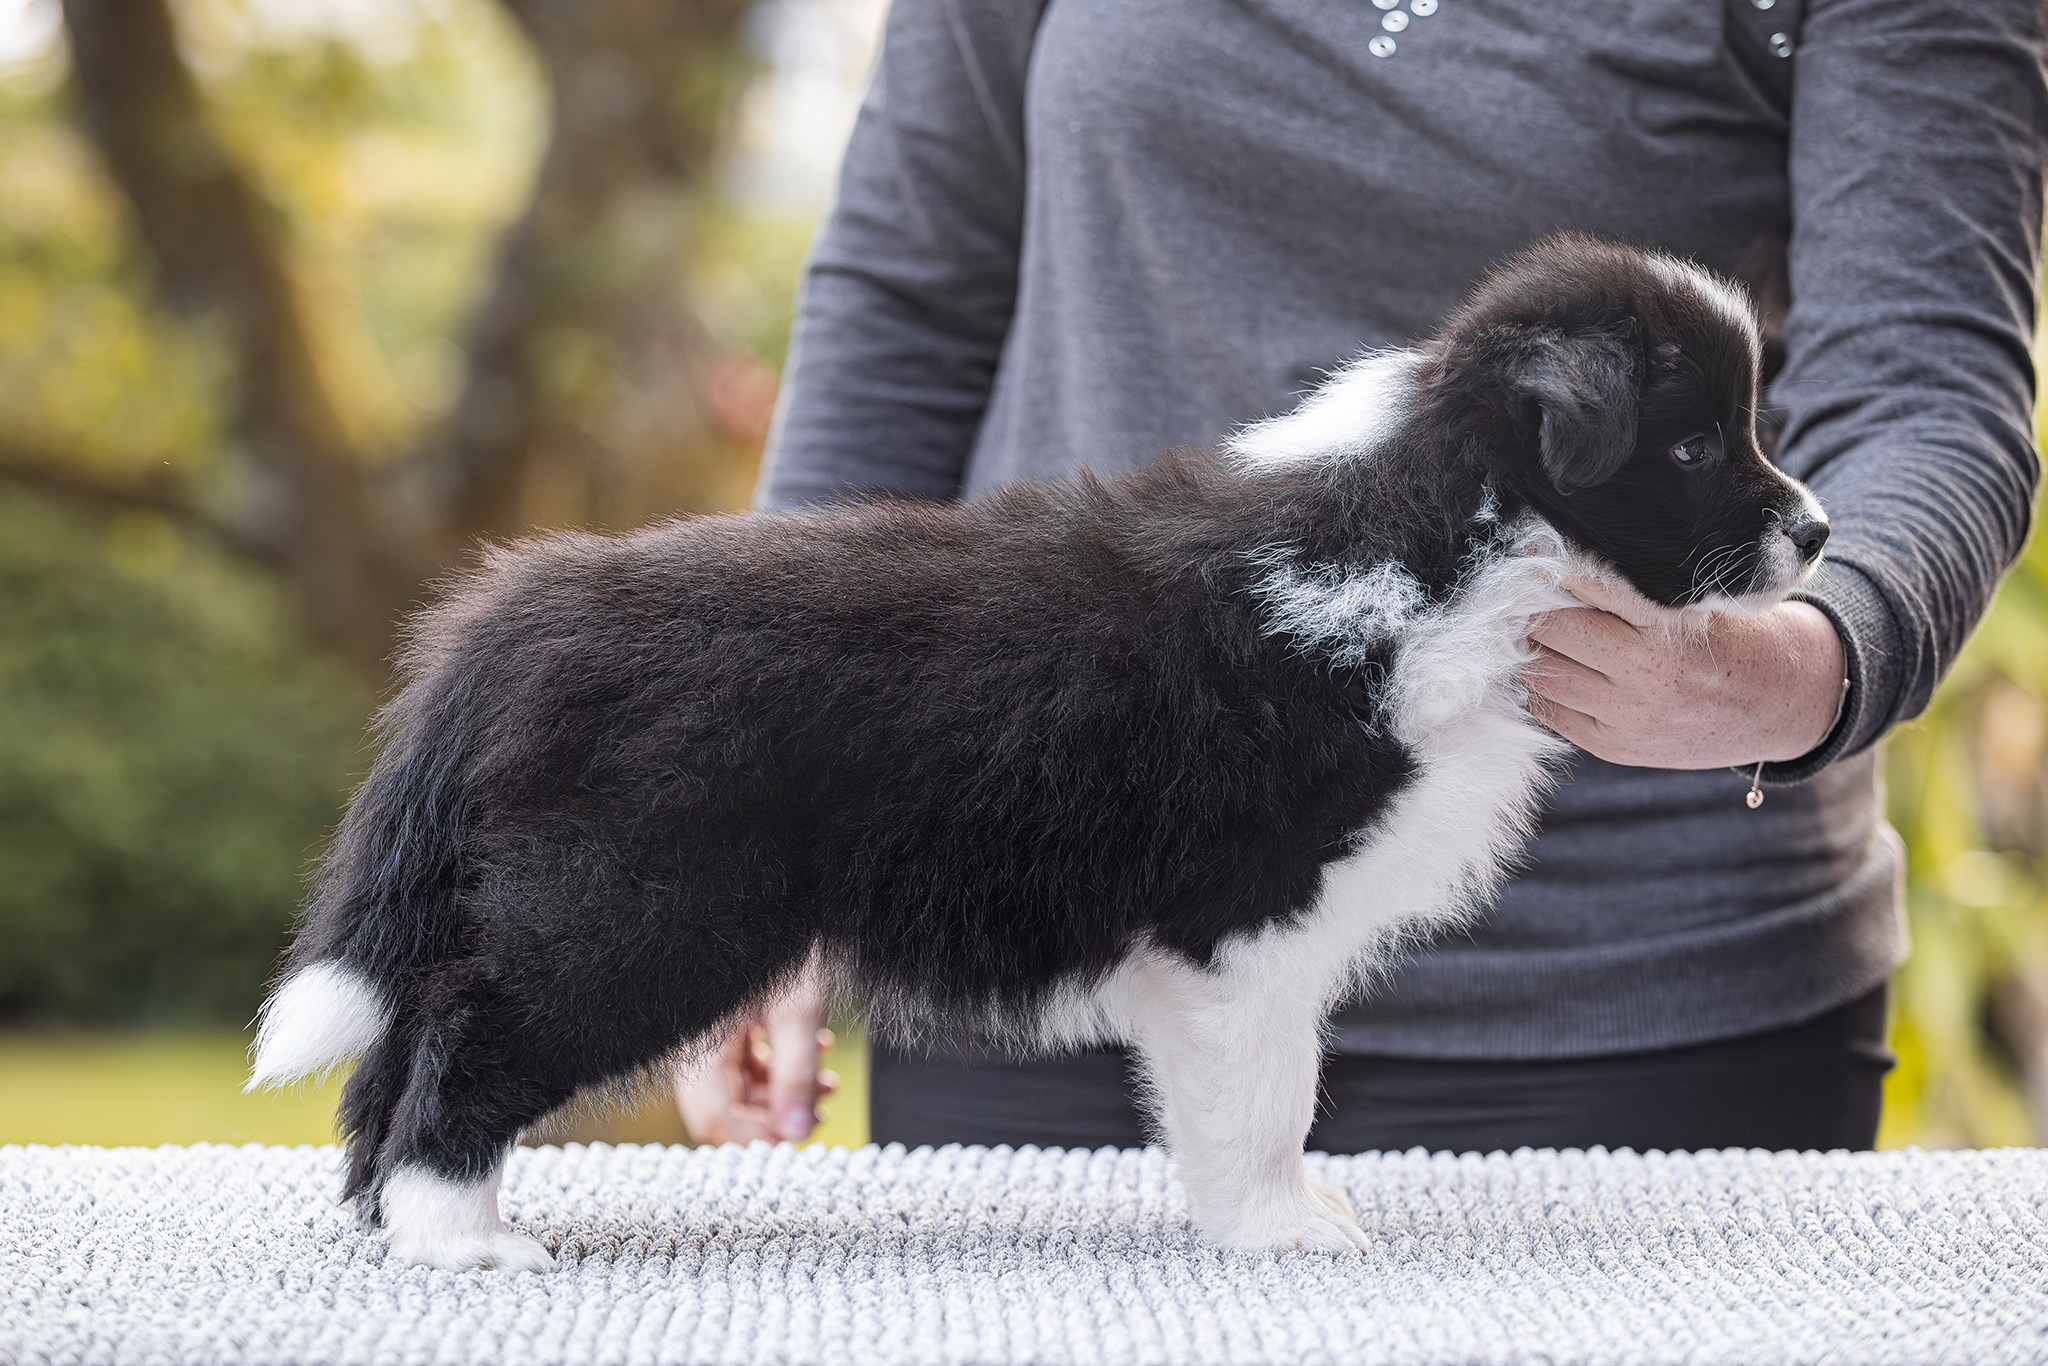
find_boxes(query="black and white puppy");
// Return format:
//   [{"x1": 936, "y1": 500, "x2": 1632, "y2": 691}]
[{"x1": 250, "y1": 234, "x2": 1828, "y2": 1271}]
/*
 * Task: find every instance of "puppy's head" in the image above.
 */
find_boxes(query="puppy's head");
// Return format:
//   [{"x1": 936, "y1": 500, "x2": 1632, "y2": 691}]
[{"x1": 1434, "y1": 234, "x2": 1827, "y2": 608}]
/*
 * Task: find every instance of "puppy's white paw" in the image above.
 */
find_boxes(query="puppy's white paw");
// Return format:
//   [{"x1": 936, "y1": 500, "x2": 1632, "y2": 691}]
[
  {"x1": 1268, "y1": 1204, "x2": 1371, "y2": 1254},
  {"x1": 391, "y1": 1227, "x2": 556, "y2": 1273},
  {"x1": 1205, "y1": 1183, "x2": 1372, "y2": 1254},
  {"x1": 380, "y1": 1164, "x2": 555, "y2": 1272},
  {"x1": 1307, "y1": 1177, "x2": 1357, "y2": 1220}
]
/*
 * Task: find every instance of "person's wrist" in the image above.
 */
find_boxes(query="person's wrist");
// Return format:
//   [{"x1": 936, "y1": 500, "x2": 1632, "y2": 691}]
[{"x1": 1759, "y1": 600, "x2": 1848, "y2": 762}]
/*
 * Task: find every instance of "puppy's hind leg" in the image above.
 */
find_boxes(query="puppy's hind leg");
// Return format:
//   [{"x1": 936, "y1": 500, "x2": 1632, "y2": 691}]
[
  {"x1": 373, "y1": 1012, "x2": 571, "y2": 1273},
  {"x1": 382, "y1": 1161, "x2": 553, "y2": 1274},
  {"x1": 1126, "y1": 953, "x2": 1367, "y2": 1254}
]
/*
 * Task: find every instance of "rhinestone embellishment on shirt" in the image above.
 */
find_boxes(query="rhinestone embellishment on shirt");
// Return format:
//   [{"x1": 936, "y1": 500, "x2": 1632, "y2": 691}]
[{"x1": 1368, "y1": 0, "x2": 1441, "y2": 56}]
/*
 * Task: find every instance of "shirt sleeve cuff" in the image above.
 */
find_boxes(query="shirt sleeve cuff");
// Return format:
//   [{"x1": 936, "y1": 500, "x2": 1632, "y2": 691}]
[{"x1": 1760, "y1": 557, "x2": 1908, "y2": 786}]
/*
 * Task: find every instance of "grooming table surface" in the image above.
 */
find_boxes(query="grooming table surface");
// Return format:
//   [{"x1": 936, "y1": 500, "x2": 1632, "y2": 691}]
[{"x1": 6, "y1": 1141, "x2": 2047, "y2": 1365}]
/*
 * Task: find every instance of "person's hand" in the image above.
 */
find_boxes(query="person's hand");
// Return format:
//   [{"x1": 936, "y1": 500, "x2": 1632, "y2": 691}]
[
  {"x1": 1522, "y1": 573, "x2": 1847, "y2": 770},
  {"x1": 673, "y1": 968, "x2": 836, "y2": 1144}
]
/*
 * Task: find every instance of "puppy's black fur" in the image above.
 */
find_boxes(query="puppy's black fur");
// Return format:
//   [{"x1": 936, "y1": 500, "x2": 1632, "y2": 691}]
[{"x1": 257, "y1": 235, "x2": 1825, "y2": 1245}]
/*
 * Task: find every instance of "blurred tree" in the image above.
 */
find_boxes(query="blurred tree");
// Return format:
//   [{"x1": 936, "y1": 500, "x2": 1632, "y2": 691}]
[
  {"x1": 438, "y1": 0, "x2": 756, "y2": 546},
  {"x1": 0, "y1": 0, "x2": 788, "y2": 1022},
  {"x1": 16, "y1": 0, "x2": 756, "y2": 677},
  {"x1": 59, "y1": 0, "x2": 392, "y2": 664},
  {"x1": 0, "y1": 487, "x2": 369, "y2": 1021}
]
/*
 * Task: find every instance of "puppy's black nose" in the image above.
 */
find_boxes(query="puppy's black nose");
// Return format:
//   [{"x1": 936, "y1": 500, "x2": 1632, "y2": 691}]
[{"x1": 1784, "y1": 513, "x2": 1830, "y2": 564}]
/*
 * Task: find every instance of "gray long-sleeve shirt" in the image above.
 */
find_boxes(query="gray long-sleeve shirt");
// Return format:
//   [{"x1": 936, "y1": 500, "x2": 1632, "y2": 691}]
[{"x1": 759, "y1": 0, "x2": 2047, "y2": 1057}]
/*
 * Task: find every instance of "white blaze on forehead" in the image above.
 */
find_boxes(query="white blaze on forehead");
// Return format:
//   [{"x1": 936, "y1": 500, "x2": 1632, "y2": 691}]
[{"x1": 1226, "y1": 349, "x2": 1426, "y2": 467}]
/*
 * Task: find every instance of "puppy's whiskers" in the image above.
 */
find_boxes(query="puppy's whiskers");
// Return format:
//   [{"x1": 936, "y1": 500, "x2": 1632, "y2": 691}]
[{"x1": 1685, "y1": 543, "x2": 1743, "y2": 603}]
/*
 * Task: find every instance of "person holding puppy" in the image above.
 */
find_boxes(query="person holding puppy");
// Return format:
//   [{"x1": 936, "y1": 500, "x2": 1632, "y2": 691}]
[{"x1": 681, "y1": 0, "x2": 2046, "y2": 1154}]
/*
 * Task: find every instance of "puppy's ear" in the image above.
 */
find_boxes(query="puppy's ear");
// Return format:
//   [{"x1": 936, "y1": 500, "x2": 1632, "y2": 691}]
[{"x1": 1518, "y1": 326, "x2": 1640, "y2": 494}]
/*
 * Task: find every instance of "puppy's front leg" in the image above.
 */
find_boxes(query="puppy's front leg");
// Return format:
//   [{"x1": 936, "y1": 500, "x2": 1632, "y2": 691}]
[{"x1": 1126, "y1": 956, "x2": 1367, "y2": 1253}]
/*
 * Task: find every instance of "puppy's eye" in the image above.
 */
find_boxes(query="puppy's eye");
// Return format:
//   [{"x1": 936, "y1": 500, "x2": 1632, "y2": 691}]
[{"x1": 1670, "y1": 436, "x2": 1709, "y2": 468}]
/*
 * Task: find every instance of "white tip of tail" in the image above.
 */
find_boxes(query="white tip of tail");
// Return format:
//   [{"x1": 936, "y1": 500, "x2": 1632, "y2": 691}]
[{"x1": 247, "y1": 962, "x2": 389, "y2": 1091}]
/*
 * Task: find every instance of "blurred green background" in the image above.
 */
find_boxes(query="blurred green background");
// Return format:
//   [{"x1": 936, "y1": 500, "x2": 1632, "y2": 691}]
[{"x1": 0, "y1": 0, "x2": 2040, "y2": 1155}]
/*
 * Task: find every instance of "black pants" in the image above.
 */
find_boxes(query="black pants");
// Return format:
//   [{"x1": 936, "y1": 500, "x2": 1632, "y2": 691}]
[{"x1": 870, "y1": 984, "x2": 1893, "y2": 1154}]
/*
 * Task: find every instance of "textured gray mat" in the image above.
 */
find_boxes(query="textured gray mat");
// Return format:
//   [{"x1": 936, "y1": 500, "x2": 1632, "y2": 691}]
[{"x1": 6, "y1": 1141, "x2": 2048, "y2": 1365}]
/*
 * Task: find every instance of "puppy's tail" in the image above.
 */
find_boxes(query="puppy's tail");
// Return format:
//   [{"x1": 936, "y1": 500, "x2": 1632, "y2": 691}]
[
  {"x1": 245, "y1": 960, "x2": 391, "y2": 1092},
  {"x1": 247, "y1": 686, "x2": 473, "y2": 1094}
]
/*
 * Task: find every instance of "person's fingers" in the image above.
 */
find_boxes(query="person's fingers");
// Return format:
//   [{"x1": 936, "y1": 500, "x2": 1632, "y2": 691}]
[
  {"x1": 744, "y1": 1026, "x2": 773, "y2": 1087},
  {"x1": 1528, "y1": 605, "x2": 1636, "y2": 672},
  {"x1": 814, "y1": 1030, "x2": 839, "y2": 1101},
  {"x1": 675, "y1": 1019, "x2": 780, "y2": 1144},
  {"x1": 1522, "y1": 643, "x2": 1618, "y2": 715},
  {"x1": 764, "y1": 1001, "x2": 828, "y2": 1141},
  {"x1": 679, "y1": 955, "x2": 837, "y2": 1147},
  {"x1": 1527, "y1": 692, "x2": 1612, "y2": 758}
]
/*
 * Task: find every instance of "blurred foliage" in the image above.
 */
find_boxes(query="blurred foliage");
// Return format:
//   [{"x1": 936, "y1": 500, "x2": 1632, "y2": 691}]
[
  {"x1": 0, "y1": 1, "x2": 550, "y2": 481},
  {"x1": 0, "y1": 65, "x2": 228, "y2": 478},
  {"x1": 0, "y1": 0, "x2": 814, "y2": 1023},
  {"x1": 1881, "y1": 417, "x2": 2048, "y2": 1148},
  {"x1": 180, "y1": 2, "x2": 548, "y2": 462},
  {"x1": 0, "y1": 5, "x2": 525, "y2": 1020},
  {"x1": 0, "y1": 487, "x2": 368, "y2": 1023}
]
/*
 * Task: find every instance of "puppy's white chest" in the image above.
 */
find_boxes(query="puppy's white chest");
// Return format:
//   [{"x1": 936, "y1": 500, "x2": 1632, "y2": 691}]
[{"x1": 1253, "y1": 527, "x2": 1578, "y2": 983}]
